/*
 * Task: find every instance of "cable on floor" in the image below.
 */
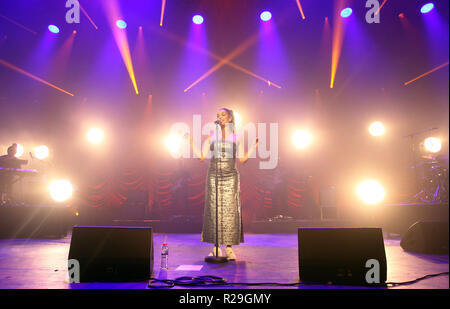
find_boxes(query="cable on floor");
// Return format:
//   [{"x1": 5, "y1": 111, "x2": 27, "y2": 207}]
[{"x1": 148, "y1": 272, "x2": 449, "y2": 288}]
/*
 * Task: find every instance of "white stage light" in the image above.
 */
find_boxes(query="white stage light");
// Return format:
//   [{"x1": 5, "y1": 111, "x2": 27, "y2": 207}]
[
  {"x1": 87, "y1": 128, "x2": 104, "y2": 144},
  {"x1": 369, "y1": 122, "x2": 385, "y2": 137},
  {"x1": 49, "y1": 179, "x2": 73, "y2": 202},
  {"x1": 34, "y1": 145, "x2": 49, "y2": 160},
  {"x1": 424, "y1": 137, "x2": 441, "y2": 153},
  {"x1": 357, "y1": 180, "x2": 385, "y2": 205},
  {"x1": 293, "y1": 130, "x2": 313, "y2": 149}
]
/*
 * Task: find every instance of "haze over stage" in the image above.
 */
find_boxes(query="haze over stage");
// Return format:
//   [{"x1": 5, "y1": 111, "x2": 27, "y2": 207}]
[{"x1": 0, "y1": 0, "x2": 448, "y2": 292}]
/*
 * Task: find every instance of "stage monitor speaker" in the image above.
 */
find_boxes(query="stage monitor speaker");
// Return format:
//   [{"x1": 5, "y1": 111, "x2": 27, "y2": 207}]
[
  {"x1": 68, "y1": 226, "x2": 153, "y2": 282},
  {"x1": 298, "y1": 227, "x2": 387, "y2": 286},
  {"x1": 400, "y1": 221, "x2": 449, "y2": 254}
]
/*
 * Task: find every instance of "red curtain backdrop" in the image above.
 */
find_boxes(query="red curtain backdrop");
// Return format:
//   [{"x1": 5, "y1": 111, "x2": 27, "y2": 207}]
[{"x1": 77, "y1": 161, "x2": 319, "y2": 224}]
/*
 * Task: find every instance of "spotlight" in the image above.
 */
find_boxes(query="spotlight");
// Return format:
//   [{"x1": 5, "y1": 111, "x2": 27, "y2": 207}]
[
  {"x1": 260, "y1": 11, "x2": 272, "y2": 22},
  {"x1": 293, "y1": 130, "x2": 313, "y2": 149},
  {"x1": 420, "y1": 3, "x2": 434, "y2": 14},
  {"x1": 48, "y1": 25, "x2": 60, "y2": 34},
  {"x1": 369, "y1": 122, "x2": 385, "y2": 137},
  {"x1": 116, "y1": 20, "x2": 127, "y2": 29},
  {"x1": 87, "y1": 128, "x2": 104, "y2": 144},
  {"x1": 398, "y1": 13, "x2": 405, "y2": 19},
  {"x1": 15, "y1": 144, "x2": 24, "y2": 158},
  {"x1": 34, "y1": 145, "x2": 49, "y2": 160},
  {"x1": 357, "y1": 180, "x2": 385, "y2": 205},
  {"x1": 340, "y1": 8, "x2": 353, "y2": 18},
  {"x1": 165, "y1": 135, "x2": 182, "y2": 153},
  {"x1": 49, "y1": 179, "x2": 73, "y2": 202},
  {"x1": 192, "y1": 15, "x2": 204, "y2": 25},
  {"x1": 424, "y1": 137, "x2": 441, "y2": 153}
]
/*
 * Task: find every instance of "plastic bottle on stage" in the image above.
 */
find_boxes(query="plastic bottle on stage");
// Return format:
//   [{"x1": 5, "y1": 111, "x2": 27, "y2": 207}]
[{"x1": 161, "y1": 243, "x2": 169, "y2": 270}]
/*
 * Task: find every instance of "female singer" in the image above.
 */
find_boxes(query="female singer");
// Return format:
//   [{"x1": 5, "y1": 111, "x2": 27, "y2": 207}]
[{"x1": 191, "y1": 108, "x2": 258, "y2": 260}]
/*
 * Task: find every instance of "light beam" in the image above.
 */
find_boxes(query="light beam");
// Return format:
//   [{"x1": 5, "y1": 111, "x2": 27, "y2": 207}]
[
  {"x1": 160, "y1": 0, "x2": 167, "y2": 27},
  {"x1": 0, "y1": 13, "x2": 37, "y2": 35},
  {"x1": 330, "y1": 0, "x2": 347, "y2": 89},
  {"x1": 295, "y1": 0, "x2": 306, "y2": 19},
  {"x1": 404, "y1": 61, "x2": 449, "y2": 86},
  {"x1": 79, "y1": 1, "x2": 99, "y2": 30},
  {"x1": 102, "y1": 0, "x2": 139, "y2": 94},
  {"x1": 0, "y1": 58, "x2": 74, "y2": 96}
]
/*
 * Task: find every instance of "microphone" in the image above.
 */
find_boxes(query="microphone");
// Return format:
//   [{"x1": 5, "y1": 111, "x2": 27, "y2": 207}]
[
  {"x1": 29, "y1": 152, "x2": 34, "y2": 160},
  {"x1": 214, "y1": 119, "x2": 221, "y2": 125}
]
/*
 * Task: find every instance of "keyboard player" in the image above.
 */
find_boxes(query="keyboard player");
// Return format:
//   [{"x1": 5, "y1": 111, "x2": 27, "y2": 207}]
[{"x1": 0, "y1": 143, "x2": 28, "y2": 204}]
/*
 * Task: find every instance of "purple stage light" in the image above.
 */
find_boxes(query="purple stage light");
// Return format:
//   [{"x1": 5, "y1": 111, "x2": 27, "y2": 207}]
[
  {"x1": 340, "y1": 8, "x2": 353, "y2": 18},
  {"x1": 48, "y1": 25, "x2": 60, "y2": 34},
  {"x1": 260, "y1": 11, "x2": 272, "y2": 22},
  {"x1": 192, "y1": 15, "x2": 204, "y2": 25},
  {"x1": 420, "y1": 3, "x2": 434, "y2": 14},
  {"x1": 116, "y1": 20, "x2": 127, "y2": 29}
]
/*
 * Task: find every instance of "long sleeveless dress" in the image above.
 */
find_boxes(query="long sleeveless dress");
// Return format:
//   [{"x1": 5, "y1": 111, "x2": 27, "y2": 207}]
[{"x1": 201, "y1": 135, "x2": 244, "y2": 245}]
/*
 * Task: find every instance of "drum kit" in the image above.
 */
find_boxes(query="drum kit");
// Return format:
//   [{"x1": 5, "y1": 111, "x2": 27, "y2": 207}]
[
  {"x1": 411, "y1": 153, "x2": 449, "y2": 203},
  {"x1": 403, "y1": 127, "x2": 448, "y2": 204}
]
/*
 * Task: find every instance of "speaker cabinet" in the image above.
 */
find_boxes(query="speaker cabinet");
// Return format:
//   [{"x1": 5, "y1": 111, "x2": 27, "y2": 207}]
[
  {"x1": 68, "y1": 226, "x2": 153, "y2": 282},
  {"x1": 400, "y1": 221, "x2": 449, "y2": 254},
  {"x1": 298, "y1": 227, "x2": 387, "y2": 286}
]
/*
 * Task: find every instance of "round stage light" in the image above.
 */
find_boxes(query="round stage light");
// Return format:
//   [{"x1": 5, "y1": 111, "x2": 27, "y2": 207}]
[
  {"x1": 340, "y1": 8, "x2": 353, "y2": 18},
  {"x1": 192, "y1": 15, "x2": 204, "y2": 25},
  {"x1": 369, "y1": 122, "x2": 385, "y2": 137},
  {"x1": 49, "y1": 179, "x2": 73, "y2": 202},
  {"x1": 165, "y1": 135, "x2": 182, "y2": 154},
  {"x1": 357, "y1": 180, "x2": 385, "y2": 205},
  {"x1": 87, "y1": 128, "x2": 104, "y2": 145},
  {"x1": 293, "y1": 130, "x2": 313, "y2": 149},
  {"x1": 116, "y1": 20, "x2": 127, "y2": 29},
  {"x1": 48, "y1": 25, "x2": 60, "y2": 34},
  {"x1": 34, "y1": 145, "x2": 49, "y2": 160},
  {"x1": 420, "y1": 3, "x2": 434, "y2": 14},
  {"x1": 260, "y1": 11, "x2": 272, "y2": 22},
  {"x1": 15, "y1": 144, "x2": 24, "y2": 158},
  {"x1": 424, "y1": 137, "x2": 441, "y2": 153}
]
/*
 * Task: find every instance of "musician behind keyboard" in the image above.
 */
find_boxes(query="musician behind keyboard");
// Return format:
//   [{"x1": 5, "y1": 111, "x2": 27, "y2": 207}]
[{"x1": 0, "y1": 143, "x2": 28, "y2": 204}]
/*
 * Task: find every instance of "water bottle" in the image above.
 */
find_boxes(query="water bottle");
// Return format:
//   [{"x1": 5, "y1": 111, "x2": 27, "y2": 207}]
[{"x1": 161, "y1": 243, "x2": 169, "y2": 270}]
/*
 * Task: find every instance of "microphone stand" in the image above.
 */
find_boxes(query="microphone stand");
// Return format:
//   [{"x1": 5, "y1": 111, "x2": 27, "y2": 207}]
[{"x1": 205, "y1": 122, "x2": 228, "y2": 263}]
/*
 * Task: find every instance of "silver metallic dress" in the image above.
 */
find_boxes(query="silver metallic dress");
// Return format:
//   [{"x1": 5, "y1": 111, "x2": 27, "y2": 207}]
[{"x1": 201, "y1": 139, "x2": 244, "y2": 245}]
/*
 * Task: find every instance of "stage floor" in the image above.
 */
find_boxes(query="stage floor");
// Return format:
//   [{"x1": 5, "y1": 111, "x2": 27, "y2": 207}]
[{"x1": 0, "y1": 233, "x2": 448, "y2": 289}]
